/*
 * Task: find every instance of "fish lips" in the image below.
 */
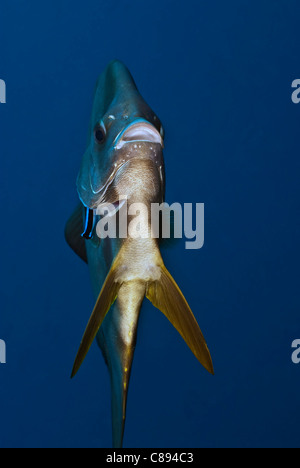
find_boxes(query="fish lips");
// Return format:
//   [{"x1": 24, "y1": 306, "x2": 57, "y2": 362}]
[
  {"x1": 114, "y1": 119, "x2": 164, "y2": 150},
  {"x1": 78, "y1": 120, "x2": 164, "y2": 209}
]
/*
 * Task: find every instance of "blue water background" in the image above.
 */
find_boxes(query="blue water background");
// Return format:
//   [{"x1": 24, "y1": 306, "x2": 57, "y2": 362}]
[{"x1": 0, "y1": 0, "x2": 300, "y2": 448}]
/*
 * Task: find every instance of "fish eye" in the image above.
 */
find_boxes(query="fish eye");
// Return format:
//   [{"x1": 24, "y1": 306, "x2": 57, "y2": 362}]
[{"x1": 94, "y1": 123, "x2": 106, "y2": 144}]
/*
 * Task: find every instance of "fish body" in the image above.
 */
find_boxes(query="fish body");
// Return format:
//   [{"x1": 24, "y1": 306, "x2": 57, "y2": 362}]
[{"x1": 65, "y1": 61, "x2": 213, "y2": 448}]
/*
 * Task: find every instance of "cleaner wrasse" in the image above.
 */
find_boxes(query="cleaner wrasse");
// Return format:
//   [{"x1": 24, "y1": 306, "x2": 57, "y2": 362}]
[{"x1": 65, "y1": 60, "x2": 214, "y2": 448}]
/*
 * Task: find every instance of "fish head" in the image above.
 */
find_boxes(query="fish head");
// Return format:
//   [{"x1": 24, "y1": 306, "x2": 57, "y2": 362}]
[{"x1": 77, "y1": 61, "x2": 165, "y2": 209}]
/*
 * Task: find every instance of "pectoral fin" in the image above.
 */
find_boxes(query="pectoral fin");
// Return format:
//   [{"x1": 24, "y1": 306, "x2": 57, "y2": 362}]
[
  {"x1": 65, "y1": 203, "x2": 88, "y2": 263},
  {"x1": 146, "y1": 266, "x2": 214, "y2": 375}
]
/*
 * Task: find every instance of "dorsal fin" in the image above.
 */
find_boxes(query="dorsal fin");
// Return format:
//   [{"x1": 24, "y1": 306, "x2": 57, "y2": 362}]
[{"x1": 65, "y1": 203, "x2": 88, "y2": 263}]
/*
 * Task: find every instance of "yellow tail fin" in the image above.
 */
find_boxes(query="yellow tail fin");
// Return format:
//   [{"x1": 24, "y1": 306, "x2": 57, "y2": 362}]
[
  {"x1": 71, "y1": 255, "x2": 214, "y2": 378},
  {"x1": 146, "y1": 265, "x2": 214, "y2": 375}
]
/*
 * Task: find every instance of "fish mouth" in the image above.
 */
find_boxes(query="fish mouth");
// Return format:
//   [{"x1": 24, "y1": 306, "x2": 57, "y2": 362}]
[
  {"x1": 114, "y1": 119, "x2": 164, "y2": 149},
  {"x1": 85, "y1": 119, "x2": 164, "y2": 208}
]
